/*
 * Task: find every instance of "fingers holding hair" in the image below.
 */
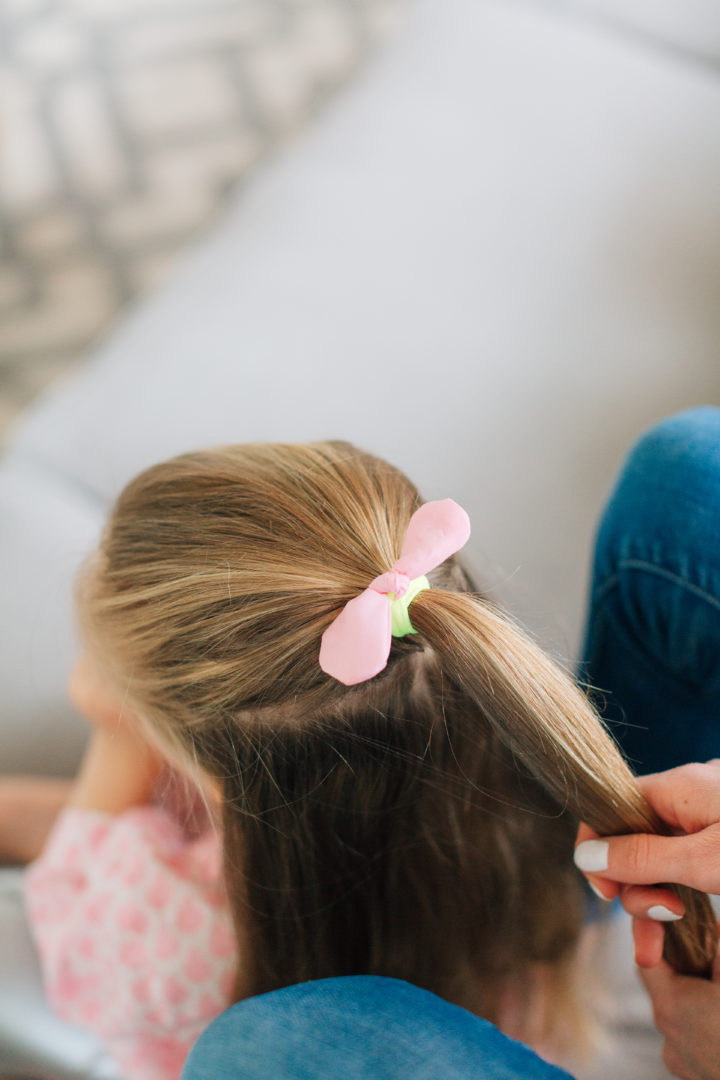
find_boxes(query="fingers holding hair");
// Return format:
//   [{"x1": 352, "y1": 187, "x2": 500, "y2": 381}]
[
  {"x1": 575, "y1": 829, "x2": 720, "y2": 893},
  {"x1": 575, "y1": 762, "x2": 720, "y2": 897}
]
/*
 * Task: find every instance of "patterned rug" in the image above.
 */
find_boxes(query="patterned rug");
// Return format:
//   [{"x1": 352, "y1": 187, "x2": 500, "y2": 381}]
[{"x1": 0, "y1": 0, "x2": 401, "y2": 442}]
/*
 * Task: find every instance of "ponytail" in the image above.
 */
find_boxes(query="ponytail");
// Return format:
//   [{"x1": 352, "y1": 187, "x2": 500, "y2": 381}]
[
  {"x1": 410, "y1": 588, "x2": 717, "y2": 977},
  {"x1": 83, "y1": 437, "x2": 716, "y2": 1064}
]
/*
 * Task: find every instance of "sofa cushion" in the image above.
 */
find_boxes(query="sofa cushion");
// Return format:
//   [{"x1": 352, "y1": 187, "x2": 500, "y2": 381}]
[
  {"x1": 8, "y1": 0, "x2": 720, "y2": 655},
  {"x1": 0, "y1": 455, "x2": 102, "y2": 773}
]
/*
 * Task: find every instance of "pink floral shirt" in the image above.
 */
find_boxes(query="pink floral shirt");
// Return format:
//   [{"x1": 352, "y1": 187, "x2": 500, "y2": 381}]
[{"x1": 24, "y1": 802, "x2": 237, "y2": 1079}]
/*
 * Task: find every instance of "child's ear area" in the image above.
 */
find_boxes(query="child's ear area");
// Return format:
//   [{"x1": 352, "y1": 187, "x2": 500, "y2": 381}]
[
  {"x1": 193, "y1": 771, "x2": 223, "y2": 806},
  {"x1": 68, "y1": 653, "x2": 137, "y2": 730},
  {"x1": 208, "y1": 776, "x2": 223, "y2": 804}
]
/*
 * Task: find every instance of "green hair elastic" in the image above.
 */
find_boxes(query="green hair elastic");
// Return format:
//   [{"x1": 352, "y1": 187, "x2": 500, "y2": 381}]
[{"x1": 388, "y1": 574, "x2": 430, "y2": 637}]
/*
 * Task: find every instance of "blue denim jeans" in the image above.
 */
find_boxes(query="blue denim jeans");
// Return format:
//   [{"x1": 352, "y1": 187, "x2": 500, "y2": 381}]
[{"x1": 580, "y1": 406, "x2": 720, "y2": 774}]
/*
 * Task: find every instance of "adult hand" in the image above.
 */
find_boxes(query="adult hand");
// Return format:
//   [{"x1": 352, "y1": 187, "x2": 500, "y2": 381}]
[
  {"x1": 575, "y1": 760, "x2": 720, "y2": 1079},
  {"x1": 575, "y1": 761, "x2": 720, "y2": 965},
  {"x1": 575, "y1": 760, "x2": 720, "y2": 905},
  {"x1": 638, "y1": 954, "x2": 720, "y2": 1080}
]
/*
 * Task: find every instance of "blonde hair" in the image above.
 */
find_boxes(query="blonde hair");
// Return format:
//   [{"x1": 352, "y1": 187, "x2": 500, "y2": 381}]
[{"x1": 77, "y1": 440, "x2": 716, "y2": 1058}]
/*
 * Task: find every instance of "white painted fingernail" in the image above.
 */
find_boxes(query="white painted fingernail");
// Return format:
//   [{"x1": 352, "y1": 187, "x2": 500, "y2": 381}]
[
  {"x1": 588, "y1": 880, "x2": 611, "y2": 901},
  {"x1": 647, "y1": 905, "x2": 682, "y2": 922},
  {"x1": 574, "y1": 840, "x2": 609, "y2": 873}
]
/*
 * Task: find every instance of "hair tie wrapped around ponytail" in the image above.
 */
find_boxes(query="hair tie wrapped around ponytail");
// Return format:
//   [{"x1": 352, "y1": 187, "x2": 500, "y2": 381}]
[{"x1": 319, "y1": 499, "x2": 471, "y2": 686}]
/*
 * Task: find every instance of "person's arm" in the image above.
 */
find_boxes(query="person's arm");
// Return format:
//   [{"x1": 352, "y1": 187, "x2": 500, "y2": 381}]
[
  {"x1": 66, "y1": 723, "x2": 164, "y2": 815},
  {"x1": 64, "y1": 654, "x2": 165, "y2": 814},
  {"x1": 65, "y1": 652, "x2": 165, "y2": 813},
  {"x1": 0, "y1": 776, "x2": 74, "y2": 865},
  {"x1": 0, "y1": 655, "x2": 165, "y2": 864},
  {"x1": 0, "y1": 726, "x2": 163, "y2": 864}
]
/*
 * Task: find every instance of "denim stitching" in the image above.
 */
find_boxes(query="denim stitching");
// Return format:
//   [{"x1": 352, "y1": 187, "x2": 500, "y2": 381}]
[{"x1": 594, "y1": 558, "x2": 720, "y2": 614}]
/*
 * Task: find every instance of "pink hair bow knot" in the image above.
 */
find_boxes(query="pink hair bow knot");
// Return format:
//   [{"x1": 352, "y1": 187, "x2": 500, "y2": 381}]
[{"x1": 319, "y1": 498, "x2": 471, "y2": 686}]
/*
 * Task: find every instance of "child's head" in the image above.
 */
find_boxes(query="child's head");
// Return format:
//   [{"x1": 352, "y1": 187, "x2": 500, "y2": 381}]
[{"x1": 75, "y1": 439, "x2": 715, "y2": 1056}]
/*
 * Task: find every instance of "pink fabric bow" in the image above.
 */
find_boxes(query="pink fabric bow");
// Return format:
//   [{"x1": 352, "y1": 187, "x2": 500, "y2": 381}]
[{"x1": 319, "y1": 498, "x2": 471, "y2": 686}]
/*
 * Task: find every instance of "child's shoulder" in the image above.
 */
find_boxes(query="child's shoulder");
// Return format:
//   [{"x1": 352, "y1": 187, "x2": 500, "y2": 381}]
[
  {"x1": 29, "y1": 800, "x2": 224, "y2": 891},
  {"x1": 24, "y1": 801, "x2": 235, "y2": 1050}
]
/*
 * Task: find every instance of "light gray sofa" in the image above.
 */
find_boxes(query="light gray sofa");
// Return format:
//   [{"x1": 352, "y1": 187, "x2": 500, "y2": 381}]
[
  {"x1": 4, "y1": 0, "x2": 720, "y2": 777},
  {"x1": 2, "y1": 1, "x2": 720, "y2": 1076}
]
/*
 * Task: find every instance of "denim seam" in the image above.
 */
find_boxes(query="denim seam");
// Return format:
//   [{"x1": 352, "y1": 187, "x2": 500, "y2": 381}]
[{"x1": 594, "y1": 558, "x2": 720, "y2": 614}]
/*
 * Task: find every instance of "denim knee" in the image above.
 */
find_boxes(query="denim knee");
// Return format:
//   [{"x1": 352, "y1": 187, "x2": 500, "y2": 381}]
[
  {"x1": 594, "y1": 406, "x2": 720, "y2": 575},
  {"x1": 621, "y1": 405, "x2": 720, "y2": 496},
  {"x1": 582, "y1": 405, "x2": 720, "y2": 706}
]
